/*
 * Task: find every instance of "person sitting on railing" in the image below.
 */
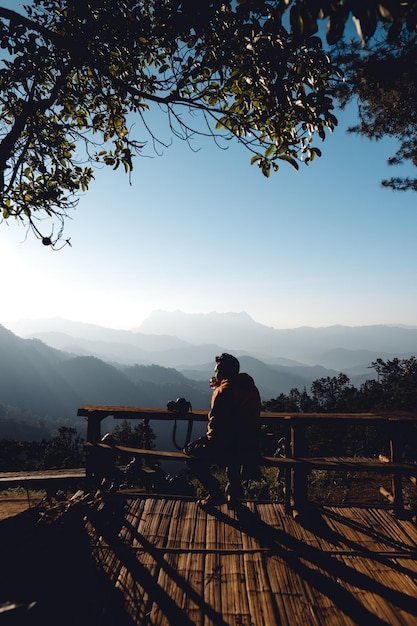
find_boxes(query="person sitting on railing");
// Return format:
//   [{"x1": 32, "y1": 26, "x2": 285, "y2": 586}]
[{"x1": 184, "y1": 353, "x2": 262, "y2": 507}]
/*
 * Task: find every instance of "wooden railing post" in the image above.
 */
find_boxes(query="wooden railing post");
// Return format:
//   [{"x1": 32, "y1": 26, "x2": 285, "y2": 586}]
[
  {"x1": 291, "y1": 418, "x2": 309, "y2": 512},
  {"x1": 283, "y1": 419, "x2": 292, "y2": 513},
  {"x1": 86, "y1": 413, "x2": 104, "y2": 488},
  {"x1": 389, "y1": 419, "x2": 405, "y2": 516}
]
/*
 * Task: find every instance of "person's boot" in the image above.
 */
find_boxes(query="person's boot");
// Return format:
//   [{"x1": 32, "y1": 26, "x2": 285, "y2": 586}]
[
  {"x1": 225, "y1": 481, "x2": 244, "y2": 509},
  {"x1": 198, "y1": 491, "x2": 227, "y2": 507}
]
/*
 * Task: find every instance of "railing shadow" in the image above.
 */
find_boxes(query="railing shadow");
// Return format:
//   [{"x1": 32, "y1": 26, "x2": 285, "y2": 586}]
[
  {"x1": 84, "y1": 495, "x2": 417, "y2": 626},
  {"x1": 86, "y1": 496, "x2": 231, "y2": 626},
  {"x1": 219, "y1": 502, "x2": 417, "y2": 625}
]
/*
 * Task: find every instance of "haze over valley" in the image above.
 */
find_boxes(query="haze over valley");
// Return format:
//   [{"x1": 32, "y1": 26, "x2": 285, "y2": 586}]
[{"x1": 8, "y1": 310, "x2": 417, "y2": 371}]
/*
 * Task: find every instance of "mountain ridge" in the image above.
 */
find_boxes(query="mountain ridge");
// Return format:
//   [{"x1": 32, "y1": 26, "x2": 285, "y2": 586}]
[{"x1": 7, "y1": 311, "x2": 417, "y2": 370}]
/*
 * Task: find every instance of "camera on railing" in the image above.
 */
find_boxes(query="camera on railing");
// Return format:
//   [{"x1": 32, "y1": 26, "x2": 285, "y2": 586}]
[{"x1": 167, "y1": 397, "x2": 192, "y2": 413}]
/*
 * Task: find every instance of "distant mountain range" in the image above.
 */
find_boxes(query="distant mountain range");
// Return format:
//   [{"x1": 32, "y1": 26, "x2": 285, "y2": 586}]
[
  {"x1": 2, "y1": 311, "x2": 417, "y2": 439},
  {"x1": 8, "y1": 310, "x2": 417, "y2": 370}
]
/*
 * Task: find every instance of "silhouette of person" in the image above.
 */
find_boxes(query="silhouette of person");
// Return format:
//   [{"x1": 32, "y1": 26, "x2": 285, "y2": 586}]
[{"x1": 185, "y1": 353, "x2": 261, "y2": 507}]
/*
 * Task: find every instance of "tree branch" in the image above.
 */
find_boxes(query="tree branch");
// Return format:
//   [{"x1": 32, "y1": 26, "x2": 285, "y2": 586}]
[{"x1": 0, "y1": 7, "x2": 62, "y2": 46}]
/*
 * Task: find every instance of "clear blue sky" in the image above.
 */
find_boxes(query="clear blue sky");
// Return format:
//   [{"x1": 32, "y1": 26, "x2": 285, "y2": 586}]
[{"x1": 1, "y1": 9, "x2": 416, "y2": 332}]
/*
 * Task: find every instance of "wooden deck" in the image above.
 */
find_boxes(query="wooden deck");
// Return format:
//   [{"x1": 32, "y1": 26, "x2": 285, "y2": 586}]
[
  {"x1": 0, "y1": 468, "x2": 85, "y2": 490},
  {"x1": 83, "y1": 495, "x2": 417, "y2": 626}
]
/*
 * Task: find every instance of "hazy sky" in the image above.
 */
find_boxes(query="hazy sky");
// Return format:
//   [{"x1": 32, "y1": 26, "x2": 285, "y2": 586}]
[{"x1": 1, "y1": 15, "x2": 416, "y2": 331}]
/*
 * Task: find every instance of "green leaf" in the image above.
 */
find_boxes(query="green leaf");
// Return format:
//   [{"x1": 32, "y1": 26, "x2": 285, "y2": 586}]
[{"x1": 278, "y1": 154, "x2": 299, "y2": 171}]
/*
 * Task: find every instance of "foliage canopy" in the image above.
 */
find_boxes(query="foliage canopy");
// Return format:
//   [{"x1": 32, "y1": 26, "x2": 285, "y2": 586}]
[
  {"x1": 263, "y1": 356, "x2": 417, "y2": 413},
  {"x1": 333, "y1": 29, "x2": 417, "y2": 191},
  {"x1": 0, "y1": 1, "x2": 416, "y2": 246}
]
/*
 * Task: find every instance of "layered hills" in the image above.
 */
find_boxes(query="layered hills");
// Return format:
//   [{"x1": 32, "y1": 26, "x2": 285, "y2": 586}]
[{"x1": 2, "y1": 311, "x2": 416, "y2": 439}]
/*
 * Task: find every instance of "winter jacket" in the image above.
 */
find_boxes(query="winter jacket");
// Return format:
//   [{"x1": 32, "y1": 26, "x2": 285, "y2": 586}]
[{"x1": 206, "y1": 372, "x2": 261, "y2": 455}]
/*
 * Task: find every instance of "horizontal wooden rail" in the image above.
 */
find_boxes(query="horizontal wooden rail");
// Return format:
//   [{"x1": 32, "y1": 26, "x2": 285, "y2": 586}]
[
  {"x1": 77, "y1": 404, "x2": 417, "y2": 422},
  {"x1": 83, "y1": 443, "x2": 417, "y2": 515},
  {"x1": 0, "y1": 468, "x2": 86, "y2": 490},
  {"x1": 85, "y1": 442, "x2": 187, "y2": 461},
  {"x1": 85, "y1": 443, "x2": 417, "y2": 475},
  {"x1": 263, "y1": 457, "x2": 417, "y2": 474}
]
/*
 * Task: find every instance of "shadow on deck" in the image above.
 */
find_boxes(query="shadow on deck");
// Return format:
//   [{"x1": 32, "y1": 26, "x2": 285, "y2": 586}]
[
  {"x1": 78, "y1": 494, "x2": 417, "y2": 626},
  {"x1": 2, "y1": 489, "x2": 417, "y2": 625}
]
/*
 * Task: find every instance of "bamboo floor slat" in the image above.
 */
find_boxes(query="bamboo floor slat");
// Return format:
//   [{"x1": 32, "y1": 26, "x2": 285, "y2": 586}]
[{"x1": 85, "y1": 496, "x2": 417, "y2": 626}]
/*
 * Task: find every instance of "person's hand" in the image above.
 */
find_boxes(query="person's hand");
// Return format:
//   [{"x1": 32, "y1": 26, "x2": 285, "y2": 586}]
[{"x1": 209, "y1": 376, "x2": 219, "y2": 389}]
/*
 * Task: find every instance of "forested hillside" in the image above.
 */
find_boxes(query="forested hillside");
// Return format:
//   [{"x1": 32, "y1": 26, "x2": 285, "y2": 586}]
[{"x1": 0, "y1": 325, "x2": 211, "y2": 439}]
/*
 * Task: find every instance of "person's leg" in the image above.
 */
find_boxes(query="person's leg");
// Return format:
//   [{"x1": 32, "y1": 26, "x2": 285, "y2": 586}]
[
  {"x1": 225, "y1": 462, "x2": 244, "y2": 501},
  {"x1": 186, "y1": 457, "x2": 225, "y2": 502},
  {"x1": 185, "y1": 438, "x2": 228, "y2": 505},
  {"x1": 241, "y1": 460, "x2": 263, "y2": 482}
]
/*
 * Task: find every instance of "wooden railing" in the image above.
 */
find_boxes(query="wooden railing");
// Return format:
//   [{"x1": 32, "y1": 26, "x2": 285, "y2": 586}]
[{"x1": 78, "y1": 404, "x2": 417, "y2": 515}]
